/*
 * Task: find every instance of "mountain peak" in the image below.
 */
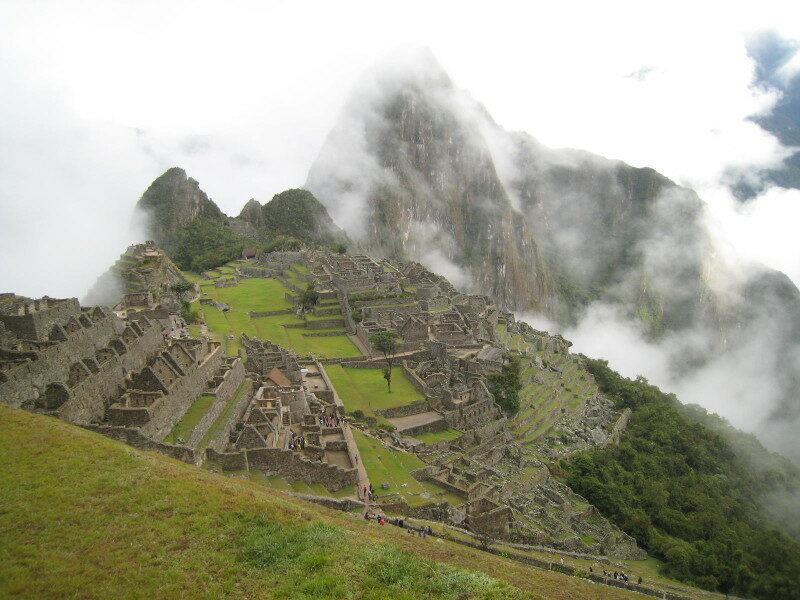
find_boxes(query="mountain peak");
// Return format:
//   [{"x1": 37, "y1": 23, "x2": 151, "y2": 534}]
[{"x1": 135, "y1": 167, "x2": 223, "y2": 253}]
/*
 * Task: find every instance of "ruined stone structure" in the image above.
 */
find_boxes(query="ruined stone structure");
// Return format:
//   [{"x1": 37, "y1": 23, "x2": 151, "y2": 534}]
[
  {"x1": 1, "y1": 248, "x2": 643, "y2": 562},
  {"x1": 207, "y1": 338, "x2": 359, "y2": 491},
  {"x1": 0, "y1": 293, "x2": 245, "y2": 463}
]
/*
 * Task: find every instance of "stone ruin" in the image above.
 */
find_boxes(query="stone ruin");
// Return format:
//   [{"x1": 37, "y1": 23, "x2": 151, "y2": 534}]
[
  {"x1": 208, "y1": 336, "x2": 360, "y2": 491},
  {"x1": 0, "y1": 293, "x2": 245, "y2": 463}
]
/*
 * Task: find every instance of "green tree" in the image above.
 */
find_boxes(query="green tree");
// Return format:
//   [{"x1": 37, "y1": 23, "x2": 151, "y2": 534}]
[
  {"x1": 486, "y1": 355, "x2": 521, "y2": 414},
  {"x1": 170, "y1": 281, "x2": 194, "y2": 295},
  {"x1": 180, "y1": 300, "x2": 199, "y2": 324},
  {"x1": 264, "y1": 235, "x2": 303, "y2": 252},
  {"x1": 369, "y1": 331, "x2": 399, "y2": 392},
  {"x1": 561, "y1": 358, "x2": 800, "y2": 600},
  {"x1": 298, "y1": 283, "x2": 320, "y2": 313},
  {"x1": 173, "y1": 217, "x2": 246, "y2": 272}
]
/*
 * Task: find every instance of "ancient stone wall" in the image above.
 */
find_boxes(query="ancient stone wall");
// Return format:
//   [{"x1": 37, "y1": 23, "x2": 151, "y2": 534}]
[
  {"x1": 85, "y1": 424, "x2": 201, "y2": 465},
  {"x1": 610, "y1": 408, "x2": 631, "y2": 444},
  {"x1": 243, "y1": 447, "x2": 358, "y2": 490},
  {"x1": 0, "y1": 298, "x2": 81, "y2": 341},
  {"x1": 141, "y1": 345, "x2": 225, "y2": 441},
  {"x1": 0, "y1": 312, "x2": 164, "y2": 425},
  {"x1": 206, "y1": 448, "x2": 248, "y2": 470},
  {"x1": 249, "y1": 309, "x2": 293, "y2": 317},
  {"x1": 188, "y1": 358, "x2": 245, "y2": 447},
  {"x1": 376, "y1": 400, "x2": 431, "y2": 419},
  {"x1": 306, "y1": 318, "x2": 346, "y2": 330}
]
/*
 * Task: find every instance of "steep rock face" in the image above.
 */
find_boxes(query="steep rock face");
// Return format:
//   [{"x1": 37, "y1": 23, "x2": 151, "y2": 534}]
[
  {"x1": 136, "y1": 167, "x2": 225, "y2": 253},
  {"x1": 305, "y1": 55, "x2": 724, "y2": 329},
  {"x1": 305, "y1": 54, "x2": 800, "y2": 459},
  {"x1": 507, "y1": 134, "x2": 719, "y2": 331},
  {"x1": 307, "y1": 62, "x2": 551, "y2": 310}
]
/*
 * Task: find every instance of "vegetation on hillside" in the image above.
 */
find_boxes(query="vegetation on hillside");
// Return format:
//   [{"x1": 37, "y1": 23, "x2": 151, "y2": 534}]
[
  {"x1": 487, "y1": 355, "x2": 522, "y2": 414},
  {"x1": 0, "y1": 403, "x2": 653, "y2": 600},
  {"x1": 563, "y1": 359, "x2": 800, "y2": 600},
  {"x1": 240, "y1": 188, "x2": 350, "y2": 252},
  {"x1": 173, "y1": 217, "x2": 247, "y2": 272}
]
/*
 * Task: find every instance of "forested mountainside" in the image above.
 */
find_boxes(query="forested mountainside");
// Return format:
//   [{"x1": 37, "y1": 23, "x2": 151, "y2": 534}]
[
  {"x1": 136, "y1": 169, "x2": 348, "y2": 272},
  {"x1": 564, "y1": 360, "x2": 800, "y2": 599}
]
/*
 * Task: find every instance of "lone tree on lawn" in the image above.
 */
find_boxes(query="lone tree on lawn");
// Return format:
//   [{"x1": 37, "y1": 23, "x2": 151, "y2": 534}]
[
  {"x1": 298, "y1": 283, "x2": 319, "y2": 313},
  {"x1": 369, "y1": 331, "x2": 399, "y2": 392}
]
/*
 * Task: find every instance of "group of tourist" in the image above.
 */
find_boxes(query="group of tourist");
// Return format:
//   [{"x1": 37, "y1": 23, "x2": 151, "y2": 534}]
[
  {"x1": 319, "y1": 413, "x2": 340, "y2": 428},
  {"x1": 407, "y1": 525, "x2": 433, "y2": 538},
  {"x1": 288, "y1": 431, "x2": 306, "y2": 451},
  {"x1": 363, "y1": 483, "x2": 378, "y2": 502},
  {"x1": 363, "y1": 512, "x2": 435, "y2": 539},
  {"x1": 600, "y1": 570, "x2": 640, "y2": 584}
]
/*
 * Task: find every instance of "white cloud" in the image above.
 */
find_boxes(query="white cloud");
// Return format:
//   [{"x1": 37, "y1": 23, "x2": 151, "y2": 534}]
[{"x1": 2, "y1": 0, "x2": 800, "y2": 457}]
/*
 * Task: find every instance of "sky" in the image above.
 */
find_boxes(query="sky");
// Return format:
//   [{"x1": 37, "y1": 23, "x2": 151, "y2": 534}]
[{"x1": 0, "y1": 0, "x2": 799, "y2": 298}]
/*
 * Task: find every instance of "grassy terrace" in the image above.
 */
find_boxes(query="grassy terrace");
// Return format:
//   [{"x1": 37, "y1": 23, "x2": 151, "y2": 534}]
[
  {"x1": 198, "y1": 378, "x2": 251, "y2": 448},
  {"x1": 352, "y1": 429, "x2": 465, "y2": 506},
  {"x1": 414, "y1": 429, "x2": 462, "y2": 445},
  {"x1": 188, "y1": 276, "x2": 361, "y2": 358},
  {"x1": 325, "y1": 365, "x2": 424, "y2": 420},
  {"x1": 1, "y1": 403, "x2": 656, "y2": 600},
  {"x1": 260, "y1": 473, "x2": 356, "y2": 499},
  {"x1": 163, "y1": 393, "x2": 215, "y2": 444}
]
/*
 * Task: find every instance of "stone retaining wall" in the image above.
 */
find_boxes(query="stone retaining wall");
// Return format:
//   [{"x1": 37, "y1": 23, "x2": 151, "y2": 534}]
[
  {"x1": 610, "y1": 408, "x2": 631, "y2": 444},
  {"x1": 302, "y1": 331, "x2": 349, "y2": 337},
  {"x1": 286, "y1": 492, "x2": 365, "y2": 512},
  {"x1": 306, "y1": 318, "x2": 346, "y2": 330},
  {"x1": 249, "y1": 309, "x2": 293, "y2": 317},
  {"x1": 84, "y1": 424, "x2": 201, "y2": 465},
  {"x1": 376, "y1": 400, "x2": 431, "y2": 419},
  {"x1": 206, "y1": 447, "x2": 248, "y2": 470},
  {"x1": 205, "y1": 446, "x2": 358, "y2": 491},
  {"x1": 188, "y1": 358, "x2": 245, "y2": 447}
]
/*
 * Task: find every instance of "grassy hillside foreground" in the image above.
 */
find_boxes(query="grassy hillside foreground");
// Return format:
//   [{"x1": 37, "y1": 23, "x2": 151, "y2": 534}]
[{"x1": 0, "y1": 404, "x2": 646, "y2": 600}]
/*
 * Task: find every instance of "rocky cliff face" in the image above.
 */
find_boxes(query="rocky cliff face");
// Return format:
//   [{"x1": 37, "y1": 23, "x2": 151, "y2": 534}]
[
  {"x1": 137, "y1": 168, "x2": 347, "y2": 256},
  {"x1": 136, "y1": 167, "x2": 225, "y2": 253},
  {"x1": 306, "y1": 59, "x2": 551, "y2": 311}
]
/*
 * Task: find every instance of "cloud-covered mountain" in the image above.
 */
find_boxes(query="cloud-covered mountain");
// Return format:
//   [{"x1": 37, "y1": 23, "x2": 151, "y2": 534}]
[{"x1": 306, "y1": 51, "x2": 800, "y2": 461}]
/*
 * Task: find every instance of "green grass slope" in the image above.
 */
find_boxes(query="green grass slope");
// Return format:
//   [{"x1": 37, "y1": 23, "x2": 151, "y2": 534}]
[{"x1": 0, "y1": 404, "x2": 647, "y2": 600}]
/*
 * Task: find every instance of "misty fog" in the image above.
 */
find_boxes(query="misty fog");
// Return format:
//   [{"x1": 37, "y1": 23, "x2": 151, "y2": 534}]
[{"x1": 2, "y1": 1, "x2": 800, "y2": 462}]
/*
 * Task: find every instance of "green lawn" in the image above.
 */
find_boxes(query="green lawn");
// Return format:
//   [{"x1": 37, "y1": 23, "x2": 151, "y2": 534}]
[
  {"x1": 414, "y1": 429, "x2": 462, "y2": 445},
  {"x1": 163, "y1": 394, "x2": 216, "y2": 444},
  {"x1": 0, "y1": 403, "x2": 693, "y2": 600},
  {"x1": 353, "y1": 429, "x2": 464, "y2": 506},
  {"x1": 325, "y1": 366, "x2": 424, "y2": 417},
  {"x1": 291, "y1": 263, "x2": 310, "y2": 274},
  {"x1": 192, "y1": 277, "x2": 360, "y2": 358}
]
